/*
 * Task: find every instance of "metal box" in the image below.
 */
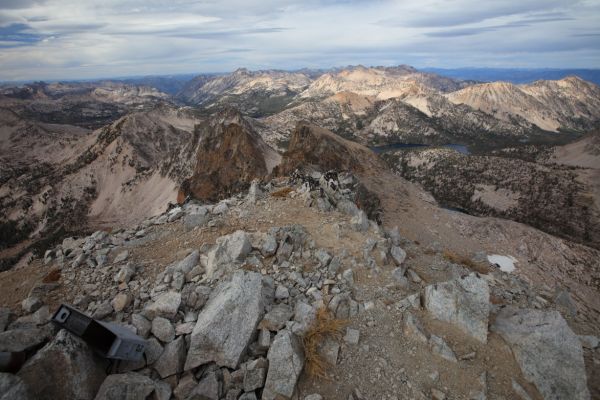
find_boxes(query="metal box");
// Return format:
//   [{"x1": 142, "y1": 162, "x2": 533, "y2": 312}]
[{"x1": 52, "y1": 304, "x2": 146, "y2": 362}]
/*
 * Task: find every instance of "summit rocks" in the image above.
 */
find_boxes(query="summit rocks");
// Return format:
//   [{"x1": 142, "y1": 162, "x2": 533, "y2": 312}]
[{"x1": 184, "y1": 271, "x2": 265, "y2": 370}]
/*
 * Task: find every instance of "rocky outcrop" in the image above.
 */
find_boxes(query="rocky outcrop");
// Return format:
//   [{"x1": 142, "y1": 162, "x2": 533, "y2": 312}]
[
  {"x1": 181, "y1": 109, "x2": 280, "y2": 202},
  {"x1": 492, "y1": 307, "x2": 590, "y2": 400},
  {"x1": 276, "y1": 123, "x2": 387, "y2": 176}
]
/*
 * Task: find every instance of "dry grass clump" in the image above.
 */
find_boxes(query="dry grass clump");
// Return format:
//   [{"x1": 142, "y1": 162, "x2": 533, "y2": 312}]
[
  {"x1": 443, "y1": 250, "x2": 490, "y2": 274},
  {"x1": 302, "y1": 307, "x2": 348, "y2": 379},
  {"x1": 271, "y1": 187, "x2": 293, "y2": 198}
]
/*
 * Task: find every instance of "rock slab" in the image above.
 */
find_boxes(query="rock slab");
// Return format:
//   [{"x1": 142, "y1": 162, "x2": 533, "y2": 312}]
[
  {"x1": 424, "y1": 273, "x2": 489, "y2": 343},
  {"x1": 17, "y1": 330, "x2": 106, "y2": 400},
  {"x1": 262, "y1": 329, "x2": 305, "y2": 400},
  {"x1": 185, "y1": 271, "x2": 265, "y2": 370},
  {"x1": 492, "y1": 307, "x2": 590, "y2": 400}
]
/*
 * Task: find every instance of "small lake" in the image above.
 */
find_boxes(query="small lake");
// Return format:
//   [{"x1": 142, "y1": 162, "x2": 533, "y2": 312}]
[{"x1": 371, "y1": 143, "x2": 470, "y2": 155}]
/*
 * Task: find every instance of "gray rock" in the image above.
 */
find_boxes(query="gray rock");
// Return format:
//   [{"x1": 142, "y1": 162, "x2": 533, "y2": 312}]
[
  {"x1": 350, "y1": 210, "x2": 369, "y2": 232},
  {"x1": 113, "y1": 250, "x2": 129, "y2": 264},
  {"x1": 152, "y1": 317, "x2": 175, "y2": 343},
  {"x1": 328, "y1": 293, "x2": 358, "y2": 319},
  {"x1": 492, "y1": 307, "x2": 590, "y2": 400},
  {"x1": 212, "y1": 202, "x2": 229, "y2": 215},
  {"x1": 429, "y1": 335, "x2": 457, "y2": 362},
  {"x1": 154, "y1": 380, "x2": 172, "y2": 400},
  {"x1": 261, "y1": 234, "x2": 278, "y2": 257},
  {"x1": 131, "y1": 314, "x2": 151, "y2": 338},
  {"x1": 579, "y1": 334, "x2": 599, "y2": 349},
  {"x1": 167, "y1": 207, "x2": 184, "y2": 222},
  {"x1": 423, "y1": 274, "x2": 489, "y2": 343},
  {"x1": 0, "y1": 308, "x2": 12, "y2": 332},
  {"x1": 18, "y1": 330, "x2": 106, "y2": 400},
  {"x1": 342, "y1": 269, "x2": 354, "y2": 286},
  {"x1": 190, "y1": 371, "x2": 220, "y2": 400},
  {"x1": 111, "y1": 293, "x2": 131, "y2": 313},
  {"x1": 239, "y1": 393, "x2": 258, "y2": 400},
  {"x1": 0, "y1": 373, "x2": 30, "y2": 400},
  {"x1": 175, "y1": 250, "x2": 199, "y2": 274},
  {"x1": 263, "y1": 330, "x2": 305, "y2": 400},
  {"x1": 305, "y1": 395, "x2": 323, "y2": 400},
  {"x1": 391, "y1": 266, "x2": 408, "y2": 283},
  {"x1": 315, "y1": 249, "x2": 332, "y2": 266},
  {"x1": 275, "y1": 285, "x2": 290, "y2": 300},
  {"x1": 173, "y1": 373, "x2": 197, "y2": 400},
  {"x1": 183, "y1": 212, "x2": 210, "y2": 230},
  {"x1": 246, "y1": 180, "x2": 264, "y2": 204},
  {"x1": 21, "y1": 297, "x2": 42, "y2": 314},
  {"x1": 243, "y1": 358, "x2": 268, "y2": 392},
  {"x1": 153, "y1": 336, "x2": 186, "y2": 378},
  {"x1": 344, "y1": 328, "x2": 360, "y2": 345},
  {"x1": 94, "y1": 372, "x2": 156, "y2": 400},
  {"x1": 9, "y1": 306, "x2": 51, "y2": 330},
  {"x1": 185, "y1": 272, "x2": 265, "y2": 370},
  {"x1": 92, "y1": 301, "x2": 113, "y2": 320},
  {"x1": 206, "y1": 230, "x2": 252, "y2": 278},
  {"x1": 390, "y1": 246, "x2": 406, "y2": 266},
  {"x1": 289, "y1": 302, "x2": 316, "y2": 336},
  {"x1": 258, "y1": 328, "x2": 271, "y2": 350},
  {"x1": 144, "y1": 338, "x2": 164, "y2": 365},
  {"x1": 554, "y1": 289, "x2": 578, "y2": 317},
  {"x1": 0, "y1": 326, "x2": 54, "y2": 352},
  {"x1": 114, "y1": 264, "x2": 135, "y2": 283},
  {"x1": 431, "y1": 388, "x2": 446, "y2": 400},
  {"x1": 386, "y1": 226, "x2": 402, "y2": 246},
  {"x1": 143, "y1": 291, "x2": 181, "y2": 320},
  {"x1": 318, "y1": 337, "x2": 340, "y2": 365},
  {"x1": 403, "y1": 313, "x2": 428, "y2": 343},
  {"x1": 96, "y1": 253, "x2": 108, "y2": 268},
  {"x1": 336, "y1": 199, "x2": 360, "y2": 217},
  {"x1": 260, "y1": 303, "x2": 294, "y2": 331},
  {"x1": 511, "y1": 379, "x2": 533, "y2": 400},
  {"x1": 397, "y1": 293, "x2": 421, "y2": 311}
]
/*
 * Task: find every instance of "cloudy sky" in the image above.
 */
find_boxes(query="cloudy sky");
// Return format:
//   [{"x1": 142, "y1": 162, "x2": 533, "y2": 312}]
[{"x1": 0, "y1": 0, "x2": 599, "y2": 81}]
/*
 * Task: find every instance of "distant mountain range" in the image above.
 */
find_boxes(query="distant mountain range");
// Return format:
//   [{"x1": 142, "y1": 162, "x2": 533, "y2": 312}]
[
  {"x1": 1, "y1": 64, "x2": 599, "y2": 263},
  {"x1": 422, "y1": 67, "x2": 600, "y2": 86}
]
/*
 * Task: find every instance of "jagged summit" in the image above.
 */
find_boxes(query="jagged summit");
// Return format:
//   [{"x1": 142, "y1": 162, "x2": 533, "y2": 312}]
[{"x1": 181, "y1": 109, "x2": 280, "y2": 202}]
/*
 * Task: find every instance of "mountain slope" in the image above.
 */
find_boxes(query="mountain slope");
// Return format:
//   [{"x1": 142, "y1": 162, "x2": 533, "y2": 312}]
[
  {"x1": 447, "y1": 77, "x2": 600, "y2": 132},
  {"x1": 300, "y1": 65, "x2": 468, "y2": 100},
  {"x1": 177, "y1": 68, "x2": 312, "y2": 116}
]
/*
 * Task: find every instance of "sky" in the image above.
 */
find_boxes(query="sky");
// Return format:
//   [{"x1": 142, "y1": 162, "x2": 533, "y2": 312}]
[{"x1": 0, "y1": 0, "x2": 599, "y2": 81}]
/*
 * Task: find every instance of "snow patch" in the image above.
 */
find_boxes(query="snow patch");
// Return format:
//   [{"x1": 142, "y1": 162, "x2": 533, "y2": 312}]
[{"x1": 487, "y1": 254, "x2": 517, "y2": 273}]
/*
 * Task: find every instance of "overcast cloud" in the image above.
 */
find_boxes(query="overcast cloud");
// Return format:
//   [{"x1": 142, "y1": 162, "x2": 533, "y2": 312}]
[{"x1": 0, "y1": 0, "x2": 599, "y2": 80}]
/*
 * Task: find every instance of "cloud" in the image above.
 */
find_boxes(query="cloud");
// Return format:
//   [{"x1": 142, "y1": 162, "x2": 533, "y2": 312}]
[
  {"x1": 0, "y1": 0, "x2": 598, "y2": 80},
  {"x1": 0, "y1": 23, "x2": 46, "y2": 47},
  {"x1": 0, "y1": 0, "x2": 46, "y2": 10}
]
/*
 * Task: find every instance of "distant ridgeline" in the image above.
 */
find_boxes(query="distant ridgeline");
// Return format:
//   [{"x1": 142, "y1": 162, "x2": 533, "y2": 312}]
[{"x1": 422, "y1": 68, "x2": 600, "y2": 86}]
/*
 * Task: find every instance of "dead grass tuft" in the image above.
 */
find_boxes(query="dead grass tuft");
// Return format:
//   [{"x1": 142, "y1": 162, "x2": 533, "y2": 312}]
[
  {"x1": 443, "y1": 250, "x2": 491, "y2": 274},
  {"x1": 302, "y1": 307, "x2": 348, "y2": 379},
  {"x1": 271, "y1": 187, "x2": 293, "y2": 198},
  {"x1": 42, "y1": 268, "x2": 61, "y2": 283}
]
